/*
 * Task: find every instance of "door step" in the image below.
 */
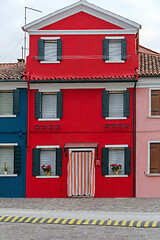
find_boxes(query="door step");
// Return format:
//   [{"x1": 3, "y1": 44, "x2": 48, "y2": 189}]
[{"x1": 69, "y1": 195, "x2": 94, "y2": 198}]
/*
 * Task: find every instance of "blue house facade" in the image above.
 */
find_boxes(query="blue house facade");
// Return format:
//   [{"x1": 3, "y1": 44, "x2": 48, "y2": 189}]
[{"x1": 0, "y1": 62, "x2": 27, "y2": 197}]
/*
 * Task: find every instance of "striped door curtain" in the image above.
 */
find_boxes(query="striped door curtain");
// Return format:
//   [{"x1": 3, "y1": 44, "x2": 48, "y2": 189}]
[{"x1": 68, "y1": 151, "x2": 95, "y2": 197}]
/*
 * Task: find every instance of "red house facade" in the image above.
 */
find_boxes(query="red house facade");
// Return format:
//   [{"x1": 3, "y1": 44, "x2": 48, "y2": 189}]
[{"x1": 23, "y1": 0, "x2": 141, "y2": 198}]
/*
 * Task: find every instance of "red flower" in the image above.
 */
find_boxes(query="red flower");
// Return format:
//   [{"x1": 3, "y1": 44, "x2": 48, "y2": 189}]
[
  {"x1": 46, "y1": 165, "x2": 51, "y2": 170},
  {"x1": 41, "y1": 165, "x2": 45, "y2": 168}
]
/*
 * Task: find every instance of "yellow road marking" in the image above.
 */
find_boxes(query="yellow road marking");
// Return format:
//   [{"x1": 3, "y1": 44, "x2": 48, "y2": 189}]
[
  {"x1": 152, "y1": 222, "x2": 157, "y2": 227},
  {"x1": 47, "y1": 218, "x2": 55, "y2": 224},
  {"x1": 18, "y1": 217, "x2": 26, "y2": 223},
  {"x1": 68, "y1": 219, "x2": 76, "y2": 224},
  {"x1": 136, "y1": 221, "x2": 142, "y2": 227},
  {"x1": 122, "y1": 221, "x2": 127, "y2": 226},
  {"x1": 39, "y1": 218, "x2": 47, "y2": 224},
  {"x1": 114, "y1": 220, "x2": 119, "y2": 226},
  {"x1": 106, "y1": 220, "x2": 112, "y2": 226},
  {"x1": 0, "y1": 216, "x2": 5, "y2": 221},
  {"x1": 91, "y1": 219, "x2": 98, "y2": 225},
  {"x1": 144, "y1": 221, "x2": 149, "y2": 227},
  {"x1": 32, "y1": 217, "x2": 40, "y2": 223},
  {"x1": 61, "y1": 219, "x2": 69, "y2": 224},
  {"x1": 129, "y1": 221, "x2": 135, "y2": 227},
  {"x1": 76, "y1": 219, "x2": 83, "y2": 225},
  {"x1": 25, "y1": 217, "x2": 33, "y2": 223},
  {"x1": 99, "y1": 220, "x2": 105, "y2": 225},
  {"x1": 54, "y1": 218, "x2": 61, "y2": 224},
  {"x1": 83, "y1": 219, "x2": 90, "y2": 225},
  {"x1": 4, "y1": 216, "x2": 12, "y2": 222}
]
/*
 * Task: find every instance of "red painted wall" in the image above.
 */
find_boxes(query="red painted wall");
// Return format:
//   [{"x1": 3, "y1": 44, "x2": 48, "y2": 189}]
[{"x1": 26, "y1": 88, "x2": 134, "y2": 198}]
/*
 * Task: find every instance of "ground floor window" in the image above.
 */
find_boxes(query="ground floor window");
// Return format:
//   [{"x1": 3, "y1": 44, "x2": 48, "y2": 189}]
[{"x1": 150, "y1": 143, "x2": 160, "y2": 174}]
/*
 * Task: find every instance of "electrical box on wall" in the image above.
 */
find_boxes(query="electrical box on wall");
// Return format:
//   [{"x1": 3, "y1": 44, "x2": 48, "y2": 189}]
[{"x1": 95, "y1": 158, "x2": 100, "y2": 166}]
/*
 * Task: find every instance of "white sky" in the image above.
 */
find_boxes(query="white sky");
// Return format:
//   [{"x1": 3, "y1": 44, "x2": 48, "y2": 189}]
[{"x1": 0, "y1": 0, "x2": 160, "y2": 63}]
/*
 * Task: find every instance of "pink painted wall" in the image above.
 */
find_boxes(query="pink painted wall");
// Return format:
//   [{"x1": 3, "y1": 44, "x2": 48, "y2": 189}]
[{"x1": 136, "y1": 87, "x2": 160, "y2": 197}]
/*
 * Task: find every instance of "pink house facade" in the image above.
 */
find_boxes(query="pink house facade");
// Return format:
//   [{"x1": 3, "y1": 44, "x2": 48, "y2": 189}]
[{"x1": 136, "y1": 47, "x2": 160, "y2": 197}]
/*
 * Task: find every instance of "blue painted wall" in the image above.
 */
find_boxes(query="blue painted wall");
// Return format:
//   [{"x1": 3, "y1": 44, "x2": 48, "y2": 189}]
[{"x1": 0, "y1": 88, "x2": 27, "y2": 197}]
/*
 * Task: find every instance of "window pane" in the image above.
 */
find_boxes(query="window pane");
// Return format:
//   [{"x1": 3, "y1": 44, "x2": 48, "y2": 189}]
[
  {"x1": 0, "y1": 92, "x2": 13, "y2": 115},
  {"x1": 40, "y1": 150, "x2": 56, "y2": 176},
  {"x1": 151, "y1": 90, "x2": 160, "y2": 116},
  {"x1": 109, "y1": 40, "x2": 121, "y2": 61},
  {"x1": 0, "y1": 148, "x2": 14, "y2": 174},
  {"x1": 109, "y1": 93, "x2": 123, "y2": 117},
  {"x1": 42, "y1": 94, "x2": 57, "y2": 118},
  {"x1": 44, "y1": 42, "x2": 57, "y2": 62},
  {"x1": 109, "y1": 149, "x2": 124, "y2": 175},
  {"x1": 150, "y1": 143, "x2": 160, "y2": 173}
]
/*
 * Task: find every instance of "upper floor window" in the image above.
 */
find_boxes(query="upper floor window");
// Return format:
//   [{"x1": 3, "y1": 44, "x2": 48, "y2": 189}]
[
  {"x1": 0, "y1": 90, "x2": 20, "y2": 117},
  {"x1": 149, "y1": 143, "x2": 160, "y2": 174},
  {"x1": 38, "y1": 37, "x2": 62, "y2": 63},
  {"x1": 35, "y1": 91, "x2": 63, "y2": 120},
  {"x1": 102, "y1": 90, "x2": 130, "y2": 119},
  {"x1": 151, "y1": 90, "x2": 160, "y2": 116},
  {"x1": 103, "y1": 37, "x2": 127, "y2": 63}
]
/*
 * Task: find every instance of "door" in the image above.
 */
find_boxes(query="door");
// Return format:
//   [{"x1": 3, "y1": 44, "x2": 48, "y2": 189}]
[{"x1": 67, "y1": 151, "x2": 95, "y2": 196}]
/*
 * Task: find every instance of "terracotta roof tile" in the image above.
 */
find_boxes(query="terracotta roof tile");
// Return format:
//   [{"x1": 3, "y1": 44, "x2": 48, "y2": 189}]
[
  {"x1": 138, "y1": 52, "x2": 160, "y2": 77},
  {"x1": 0, "y1": 63, "x2": 26, "y2": 79}
]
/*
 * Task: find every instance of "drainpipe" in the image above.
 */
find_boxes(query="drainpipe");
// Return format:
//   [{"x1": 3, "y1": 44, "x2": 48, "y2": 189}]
[{"x1": 133, "y1": 69, "x2": 138, "y2": 197}]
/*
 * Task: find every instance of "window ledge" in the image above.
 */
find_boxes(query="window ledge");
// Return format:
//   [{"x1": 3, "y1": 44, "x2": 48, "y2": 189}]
[
  {"x1": 105, "y1": 117, "x2": 127, "y2": 120},
  {"x1": 105, "y1": 175, "x2": 128, "y2": 178},
  {"x1": 0, "y1": 115, "x2": 16, "y2": 118},
  {"x1": 146, "y1": 174, "x2": 160, "y2": 177},
  {"x1": 40, "y1": 61, "x2": 60, "y2": 64},
  {"x1": 0, "y1": 174, "x2": 17, "y2": 177},
  {"x1": 38, "y1": 118, "x2": 60, "y2": 121},
  {"x1": 148, "y1": 116, "x2": 160, "y2": 119},
  {"x1": 105, "y1": 60, "x2": 125, "y2": 63},
  {"x1": 36, "y1": 176, "x2": 59, "y2": 178}
]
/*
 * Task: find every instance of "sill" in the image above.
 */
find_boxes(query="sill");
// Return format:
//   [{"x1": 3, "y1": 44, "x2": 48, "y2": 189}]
[
  {"x1": 105, "y1": 175, "x2": 128, "y2": 178},
  {"x1": 36, "y1": 176, "x2": 59, "y2": 178},
  {"x1": 105, "y1": 60, "x2": 125, "y2": 63},
  {"x1": 146, "y1": 174, "x2": 160, "y2": 177},
  {"x1": 105, "y1": 117, "x2": 127, "y2": 120},
  {"x1": 40, "y1": 61, "x2": 60, "y2": 64},
  {"x1": 0, "y1": 174, "x2": 17, "y2": 177},
  {"x1": 0, "y1": 115, "x2": 16, "y2": 118},
  {"x1": 38, "y1": 118, "x2": 60, "y2": 121},
  {"x1": 148, "y1": 116, "x2": 160, "y2": 119}
]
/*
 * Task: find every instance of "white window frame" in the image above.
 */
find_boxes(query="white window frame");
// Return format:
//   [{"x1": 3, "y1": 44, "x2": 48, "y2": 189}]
[
  {"x1": 105, "y1": 36, "x2": 125, "y2": 63},
  {"x1": 36, "y1": 145, "x2": 60, "y2": 178},
  {"x1": 0, "y1": 90, "x2": 16, "y2": 118},
  {"x1": 40, "y1": 37, "x2": 60, "y2": 64},
  {"x1": 104, "y1": 144, "x2": 128, "y2": 177},
  {"x1": 38, "y1": 90, "x2": 60, "y2": 121},
  {"x1": 0, "y1": 143, "x2": 18, "y2": 177},
  {"x1": 147, "y1": 141, "x2": 160, "y2": 176},
  {"x1": 105, "y1": 89, "x2": 127, "y2": 120},
  {"x1": 148, "y1": 88, "x2": 160, "y2": 118}
]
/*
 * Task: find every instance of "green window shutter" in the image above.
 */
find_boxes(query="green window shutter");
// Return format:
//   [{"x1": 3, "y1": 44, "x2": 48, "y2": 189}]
[
  {"x1": 38, "y1": 39, "x2": 44, "y2": 61},
  {"x1": 35, "y1": 92, "x2": 42, "y2": 119},
  {"x1": 57, "y1": 91, "x2": 63, "y2": 118},
  {"x1": 57, "y1": 39, "x2": 62, "y2": 61},
  {"x1": 121, "y1": 39, "x2": 127, "y2": 61},
  {"x1": 102, "y1": 148, "x2": 109, "y2": 175},
  {"x1": 102, "y1": 90, "x2": 109, "y2": 117},
  {"x1": 33, "y1": 148, "x2": 40, "y2": 176},
  {"x1": 125, "y1": 147, "x2": 131, "y2": 175},
  {"x1": 56, "y1": 148, "x2": 62, "y2": 176},
  {"x1": 103, "y1": 39, "x2": 109, "y2": 61},
  {"x1": 13, "y1": 89, "x2": 20, "y2": 115},
  {"x1": 123, "y1": 90, "x2": 130, "y2": 117},
  {"x1": 14, "y1": 146, "x2": 21, "y2": 175}
]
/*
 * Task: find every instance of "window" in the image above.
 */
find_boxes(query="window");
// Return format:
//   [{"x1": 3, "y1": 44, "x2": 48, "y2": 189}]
[
  {"x1": 0, "y1": 90, "x2": 20, "y2": 116},
  {"x1": 150, "y1": 143, "x2": 160, "y2": 174},
  {"x1": 38, "y1": 38, "x2": 62, "y2": 63},
  {"x1": 35, "y1": 91, "x2": 63, "y2": 120},
  {"x1": 102, "y1": 147, "x2": 131, "y2": 176},
  {"x1": 151, "y1": 90, "x2": 160, "y2": 116},
  {"x1": 102, "y1": 90, "x2": 130, "y2": 118},
  {"x1": 103, "y1": 37, "x2": 127, "y2": 62},
  {"x1": 0, "y1": 145, "x2": 21, "y2": 175},
  {"x1": 32, "y1": 147, "x2": 62, "y2": 176}
]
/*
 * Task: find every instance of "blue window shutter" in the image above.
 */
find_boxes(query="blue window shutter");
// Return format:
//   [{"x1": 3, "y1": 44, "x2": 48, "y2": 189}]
[
  {"x1": 14, "y1": 146, "x2": 21, "y2": 175},
  {"x1": 102, "y1": 148, "x2": 109, "y2": 175},
  {"x1": 33, "y1": 148, "x2": 40, "y2": 176},
  {"x1": 123, "y1": 90, "x2": 130, "y2": 117},
  {"x1": 103, "y1": 39, "x2": 109, "y2": 61},
  {"x1": 56, "y1": 148, "x2": 62, "y2": 176},
  {"x1": 38, "y1": 39, "x2": 44, "y2": 61},
  {"x1": 121, "y1": 39, "x2": 127, "y2": 61},
  {"x1": 13, "y1": 89, "x2": 20, "y2": 115},
  {"x1": 35, "y1": 92, "x2": 42, "y2": 119},
  {"x1": 125, "y1": 147, "x2": 131, "y2": 175},
  {"x1": 57, "y1": 91, "x2": 63, "y2": 118},
  {"x1": 57, "y1": 39, "x2": 62, "y2": 61},
  {"x1": 102, "y1": 90, "x2": 109, "y2": 117}
]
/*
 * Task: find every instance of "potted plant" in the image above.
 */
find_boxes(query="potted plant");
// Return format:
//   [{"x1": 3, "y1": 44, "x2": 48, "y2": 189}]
[
  {"x1": 41, "y1": 165, "x2": 51, "y2": 176},
  {"x1": 110, "y1": 164, "x2": 122, "y2": 175},
  {"x1": 3, "y1": 162, "x2": 8, "y2": 175}
]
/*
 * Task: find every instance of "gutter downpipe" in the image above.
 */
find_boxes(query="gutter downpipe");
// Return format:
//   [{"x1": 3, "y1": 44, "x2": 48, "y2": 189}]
[{"x1": 133, "y1": 69, "x2": 138, "y2": 197}]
